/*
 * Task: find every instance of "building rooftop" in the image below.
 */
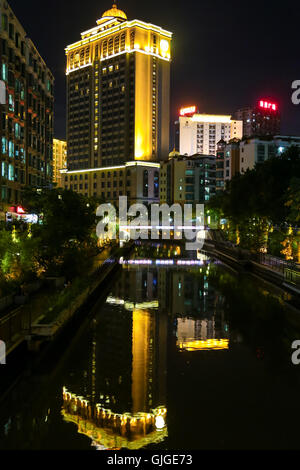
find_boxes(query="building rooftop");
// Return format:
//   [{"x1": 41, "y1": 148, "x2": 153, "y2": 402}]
[
  {"x1": 166, "y1": 153, "x2": 216, "y2": 162},
  {"x1": 102, "y1": 2, "x2": 127, "y2": 21}
]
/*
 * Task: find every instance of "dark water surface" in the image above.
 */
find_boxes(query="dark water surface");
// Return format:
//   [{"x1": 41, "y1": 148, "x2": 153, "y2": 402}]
[{"x1": 1, "y1": 245, "x2": 300, "y2": 450}]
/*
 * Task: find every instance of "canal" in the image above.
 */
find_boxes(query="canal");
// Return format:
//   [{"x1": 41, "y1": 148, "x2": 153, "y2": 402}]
[{"x1": 1, "y1": 243, "x2": 300, "y2": 450}]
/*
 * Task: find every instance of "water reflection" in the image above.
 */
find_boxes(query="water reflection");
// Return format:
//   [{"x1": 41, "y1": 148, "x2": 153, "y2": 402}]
[
  {"x1": 61, "y1": 268, "x2": 168, "y2": 450},
  {"x1": 61, "y1": 258, "x2": 230, "y2": 449},
  {"x1": 2, "y1": 245, "x2": 300, "y2": 449}
]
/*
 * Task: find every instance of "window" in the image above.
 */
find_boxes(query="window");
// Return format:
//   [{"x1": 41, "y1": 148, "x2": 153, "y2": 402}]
[
  {"x1": 80, "y1": 49, "x2": 84, "y2": 65},
  {"x1": 85, "y1": 47, "x2": 90, "y2": 63},
  {"x1": 154, "y1": 171, "x2": 159, "y2": 198},
  {"x1": 8, "y1": 93, "x2": 14, "y2": 112},
  {"x1": 1, "y1": 137, "x2": 7, "y2": 154},
  {"x1": 1, "y1": 63, "x2": 8, "y2": 81},
  {"x1": 120, "y1": 33, "x2": 126, "y2": 51},
  {"x1": 143, "y1": 170, "x2": 149, "y2": 198},
  {"x1": 15, "y1": 123, "x2": 20, "y2": 139},
  {"x1": 103, "y1": 40, "x2": 108, "y2": 57},
  {"x1": 1, "y1": 161, "x2": 7, "y2": 178},
  {"x1": 114, "y1": 35, "x2": 120, "y2": 53},
  {"x1": 9, "y1": 23, "x2": 14, "y2": 40},
  {"x1": 108, "y1": 38, "x2": 113, "y2": 55},
  {"x1": 130, "y1": 31, "x2": 135, "y2": 49},
  {"x1": 8, "y1": 141, "x2": 14, "y2": 158},
  {"x1": 8, "y1": 164, "x2": 14, "y2": 181},
  {"x1": 1, "y1": 14, "x2": 8, "y2": 31},
  {"x1": 257, "y1": 144, "x2": 265, "y2": 163}
]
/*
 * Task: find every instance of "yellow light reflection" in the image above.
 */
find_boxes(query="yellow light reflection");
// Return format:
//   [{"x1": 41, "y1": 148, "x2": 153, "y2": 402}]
[
  {"x1": 177, "y1": 339, "x2": 229, "y2": 352},
  {"x1": 62, "y1": 387, "x2": 167, "y2": 450}
]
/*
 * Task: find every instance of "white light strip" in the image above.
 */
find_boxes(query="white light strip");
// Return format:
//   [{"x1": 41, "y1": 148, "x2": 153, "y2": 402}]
[
  {"x1": 99, "y1": 48, "x2": 170, "y2": 64},
  {"x1": 188, "y1": 114, "x2": 233, "y2": 124},
  {"x1": 127, "y1": 19, "x2": 173, "y2": 37},
  {"x1": 66, "y1": 62, "x2": 92, "y2": 75},
  {"x1": 61, "y1": 161, "x2": 161, "y2": 175},
  {"x1": 82, "y1": 18, "x2": 117, "y2": 37},
  {"x1": 126, "y1": 162, "x2": 160, "y2": 169},
  {"x1": 62, "y1": 165, "x2": 125, "y2": 175}
]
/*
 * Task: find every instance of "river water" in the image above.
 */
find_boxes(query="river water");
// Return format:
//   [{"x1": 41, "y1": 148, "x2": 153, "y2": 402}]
[{"x1": 1, "y1": 244, "x2": 300, "y2": 450}]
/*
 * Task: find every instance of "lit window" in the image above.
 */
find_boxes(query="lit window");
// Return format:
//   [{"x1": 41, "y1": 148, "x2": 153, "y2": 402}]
[
  {"x1": 8, "y1": 164, "x2": 14, "y2": 181},
  {"x1": 1, "y1": 137, "x2": 7, "y2": 154}
]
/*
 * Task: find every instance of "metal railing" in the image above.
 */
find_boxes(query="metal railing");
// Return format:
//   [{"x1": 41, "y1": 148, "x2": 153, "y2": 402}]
[
  {"x1": 257, "y1": 253, "x2": 293, "y2": 274},
  {"x1": 0, "y1": 306, "x2": 30, "y2": 354},
  {"x1": 284, "y1": 268, "x2": 300, "y2": 289}
]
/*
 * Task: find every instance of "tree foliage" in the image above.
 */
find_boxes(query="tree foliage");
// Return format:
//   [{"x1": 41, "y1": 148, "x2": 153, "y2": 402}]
[{"x1": 208, "y1": 146, "x2": 300, "y2": 255}]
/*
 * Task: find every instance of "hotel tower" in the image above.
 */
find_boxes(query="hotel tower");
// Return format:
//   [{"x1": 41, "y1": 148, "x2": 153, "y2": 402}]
[{"x1": 63, "y1": 3, "x2": 172, "y2": 204}]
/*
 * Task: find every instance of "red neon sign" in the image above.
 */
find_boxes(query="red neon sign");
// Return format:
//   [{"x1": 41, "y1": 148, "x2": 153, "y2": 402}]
[
  {"x1": 259, "y1": 100, "x2": 277, "y2": 112},
  {"x1": 180, "y1": 106, "x2": 197, "y2": 117}
]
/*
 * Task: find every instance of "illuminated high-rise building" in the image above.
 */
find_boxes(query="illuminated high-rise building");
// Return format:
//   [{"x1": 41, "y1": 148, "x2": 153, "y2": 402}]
[
  {"x1": 0, "y1": 0, "x2": 54, "y2": 215},
  {"x1": 235, "y1": 99, "x2": 281, "y2": 138},
  {"x1": 53, "y1": 138, "x2": 67, "y2": 187},
  {"x1": 65, "y1": 2, "x2": 172, "y2": 173}
]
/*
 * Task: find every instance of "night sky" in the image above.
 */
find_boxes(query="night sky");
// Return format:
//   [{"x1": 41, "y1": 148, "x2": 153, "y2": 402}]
[{"x1": 8, "y1": 0, "x2": 300, "y2": 143}]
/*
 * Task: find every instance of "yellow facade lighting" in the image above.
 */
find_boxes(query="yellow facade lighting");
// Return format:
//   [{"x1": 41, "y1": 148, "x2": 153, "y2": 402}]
[{"x1": 177, "y1": 339, "x2": 229, "y2": 352}]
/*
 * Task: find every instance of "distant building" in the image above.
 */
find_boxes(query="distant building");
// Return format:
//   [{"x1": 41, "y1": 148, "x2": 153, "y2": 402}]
[
  {"x1": 53, "y1": 139, "x2": 67, "y2": 187},
  {"x1": 179, "y1": 112, "x2": 243, "y2": 156},
  {"x1": 0, "y1": 0, "x2": 54, "y2": 215},
  {"x1": 62, "y1": 161, "x2": 160, "y2": 206},
  {"x1": 235, "y1": 99, "x2": 281, "y2": 138},
  {"x1": 240, "y1": 135, "x2": 300, "y2": 173},
  {"x1": 216, "y1": 139, "x2": 240, "y2": 191},
  {"x1": 160, "y1": 152, "x2": 216, "y2": 205}
]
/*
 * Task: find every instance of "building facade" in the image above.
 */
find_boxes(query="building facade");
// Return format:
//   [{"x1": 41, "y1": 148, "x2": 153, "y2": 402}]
[
  {"x1": 160, "y1": 153, "x2": 216, "y2": 206},
  {"x1": 62, "y1": 161, "x2": 160, "y2": 206},
  {"x1": 235, "y1": 99, "x2": 281, "y2": 138},
  {"x1": 216, "y1": 139, "x2": 240, "y2": 191},
  {"x1": 65, "y1": 3, "x2": 172, "y2": 173},
  {"x1": 179, "y1": 113, "x2": 243, "y2": 157},
  {"x1": 53, "y1": 138, "x2": 67, "y2": 187},
  {"x1": 240, "y1": 135, "x2": 300, "y2": 173},
  {"x1": 0, "y1": 0, "x2": 54, "y2": 215}
]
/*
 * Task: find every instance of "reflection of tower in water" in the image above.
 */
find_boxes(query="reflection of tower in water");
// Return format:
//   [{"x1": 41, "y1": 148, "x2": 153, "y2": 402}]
[{"x1": 62, "y1": 268, "x2": 167, "y2": 449}]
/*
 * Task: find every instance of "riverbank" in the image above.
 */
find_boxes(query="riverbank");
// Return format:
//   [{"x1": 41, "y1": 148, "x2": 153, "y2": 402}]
[
  {"x1": 203, "y1": 234, "x2": 300, "y2": 311},
  {"x1": 0, "y1": 243, "x2": 133, "y2": 356},
  {"x1": 0, "y1": 243, "x2": 133, "y2": 405}
]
